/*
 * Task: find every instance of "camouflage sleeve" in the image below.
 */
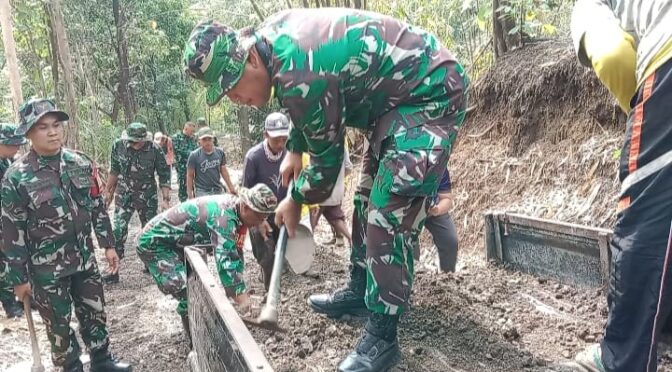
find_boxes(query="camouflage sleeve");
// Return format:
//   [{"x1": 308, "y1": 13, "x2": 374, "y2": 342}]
[
  {"x1": 279, "y1": 74, "x2": 346, "y2": 204},
  {"x1": 110, "y1": 140, "x2": 121, "y2": 176},
  {"x1": 89, "y1": 164, "x2": 115, "y2": 249},
  {"x1": 155, "y1": 146, "x2": 171, "y2": 188},
  {"x1": 285, "y1": 123, "x2": 308, "y2": 153},
  {"x1": 211, "y1": 224, "x2": 246, "y2": 296},
  {"x1": 0, "y1": 175, "x2": 29, "y2": 286}
]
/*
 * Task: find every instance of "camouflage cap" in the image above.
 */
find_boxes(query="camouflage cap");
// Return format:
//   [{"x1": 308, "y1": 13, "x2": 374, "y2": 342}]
[
  {"x1": 0, "y1": 123, "x2": 27, "y2": 146},
  {"x1": 183, "y1": 20, "x2": 254, "y2": 106},
  {"x1": 17, "y1": 98, "x2": 69, "y2": 136},
  {"x1": 122, "y1": 123, "x2": 148, "y2": 142},
  {"x1": 239, "y1": 184, "x2": 277, "y2": 214},
  {"x1": 196, "y1": 126, "x2": 215, "y2": 139}
]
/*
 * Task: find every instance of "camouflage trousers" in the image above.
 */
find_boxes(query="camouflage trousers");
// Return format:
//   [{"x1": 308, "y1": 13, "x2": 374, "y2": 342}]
[
  {"x1": 351, "y1": 103, "x2": 465, "y2": 315},
  {"x1": 137, "y1": 230, "x2": 207, "y2": 316},
  {"x1": 113, "y1": 191, "x2": 158, "y2": 257},
  {"x1": 0, "y1": 258, "x2": 14, "y2": 302},
  {"x1": 33, "y1": 263, "x2": 109, "y2": 367},
  {"x1": 176, "y1": 169, "x2": 188, "y2": 202}
]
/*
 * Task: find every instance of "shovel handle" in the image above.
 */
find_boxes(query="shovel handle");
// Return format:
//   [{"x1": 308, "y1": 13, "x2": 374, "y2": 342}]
[
  {"x1": 23, "y1": 298, "x2": 44, "y2": 370},
  {"x1": 265, "y1": 225, "x2": 288, "y2": 309}
]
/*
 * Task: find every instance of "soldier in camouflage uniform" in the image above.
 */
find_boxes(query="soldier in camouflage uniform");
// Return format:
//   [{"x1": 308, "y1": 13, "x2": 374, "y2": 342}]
[
  {"x1": 136, "y1": 183, "x2": 276, "y2": 334},
  {"x1": 0, "y1": 123, "x2": 27, "y2": 319},
  {"x1": 1, "y1": 98, "x2": 131, "y2": 372},
  {"x1": 184, "y1": 9, "x2": 469, "y2": 371},
  {"x1": 103, "y1": 122, "x2": 171, "y2": 284},
  {"x1": 172, "y1": 122, "x2": 198, "y2": 202}
]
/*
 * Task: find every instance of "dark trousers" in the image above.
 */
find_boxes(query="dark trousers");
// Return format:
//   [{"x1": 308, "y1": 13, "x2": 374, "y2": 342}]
[
  {"x1": 249, "y1": 215, "x2": 280, "y2": 290},
  {"x1": 424, "y1": 213, "x2": 459, "y2": 272},
  {"x1": 601, "y1": 58, "x2": 672, "y2": 372}
]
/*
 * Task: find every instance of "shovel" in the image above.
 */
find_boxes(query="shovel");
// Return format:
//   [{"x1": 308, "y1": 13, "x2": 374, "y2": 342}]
[
  {"x1": 242, "y1": 225, "x2": 288, "y2": 333},
  {"x1": 24, "y1": 297, "x2": 45, "y2": 372}
]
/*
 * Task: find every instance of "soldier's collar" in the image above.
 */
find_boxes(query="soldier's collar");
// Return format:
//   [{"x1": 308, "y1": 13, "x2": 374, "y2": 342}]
[{"x1": 29, "y1": 149, "x2": 63, "y2": 171}]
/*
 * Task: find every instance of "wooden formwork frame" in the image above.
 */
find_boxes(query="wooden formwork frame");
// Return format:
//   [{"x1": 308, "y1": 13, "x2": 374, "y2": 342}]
[
  {"x1": 484, "y1": 212, "x2": 613, "y2": 287},
  {"x1": 185, "y1": 247, "x2": 274, "y2": 372}
]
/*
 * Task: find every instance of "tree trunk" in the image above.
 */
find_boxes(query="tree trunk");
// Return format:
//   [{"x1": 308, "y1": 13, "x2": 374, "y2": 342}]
[
  {"x1": 285, "y1": 0, "x2": 293, "y2": 8},
  {"x1": 46, "y1": 0, "x2": 79, "y2": 148},
  {"x1": 238, "y1": 106, "x2": 252, "y2": 155},
  {"x1": 45, "y1": 5, "x2": 60, "y2": 104},
  {"x1": 149, "y1": 57, "x2": 168, "y2": 134},
  {"x1": 492, "y1": 0, "x2": 520, "y2": 59},
  {"x1": 0, "y1": 0, "x2": 23, "y2": 121},
  {"x1": 75, "y1": 44, "x2": 102, "y2": 162},
  {"x1": 112, "y1": 0, "x2": 135, "y2": 125},
  {"x1": 302, "y1": 0, "x2": 309, "y2": 7}
]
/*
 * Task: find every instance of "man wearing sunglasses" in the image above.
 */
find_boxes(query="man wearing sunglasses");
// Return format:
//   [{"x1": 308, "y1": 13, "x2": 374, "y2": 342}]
[{"x1": 0, "y1": 99, "x2": 131, "y2": 372}]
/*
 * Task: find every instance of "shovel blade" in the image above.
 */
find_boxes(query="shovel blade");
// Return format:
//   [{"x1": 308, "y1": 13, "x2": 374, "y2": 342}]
[{"x1": 241, "y1": 316, "x2": 285, "y2": 333}]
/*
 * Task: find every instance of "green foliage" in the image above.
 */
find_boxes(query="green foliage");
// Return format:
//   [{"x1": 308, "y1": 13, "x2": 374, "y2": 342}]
[{"x1": 0, "y1": 0, "x2": 571, "y2": 164}]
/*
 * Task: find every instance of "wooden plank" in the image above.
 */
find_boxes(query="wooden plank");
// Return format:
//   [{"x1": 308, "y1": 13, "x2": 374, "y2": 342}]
[
  {"x1": 502, "y1": 213, "x2": 612, "y2": 240},
  {"x1": 186, "y1": 248, "x2": 273, "y2": 372}
]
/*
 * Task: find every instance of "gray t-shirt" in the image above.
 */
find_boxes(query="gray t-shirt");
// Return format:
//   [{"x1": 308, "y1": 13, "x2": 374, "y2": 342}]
[
  {"x1": 187, "y1": 147, "x2": 227, "y2": 191},
  {"x1": 242, "y1": 142, "x2": 287, "y2": 201}
]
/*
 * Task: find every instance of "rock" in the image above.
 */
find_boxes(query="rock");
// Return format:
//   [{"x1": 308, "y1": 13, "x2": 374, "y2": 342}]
[
  {"x1": 411, "y1": 347, "x2": 424, "y2": 355},
  {"x1": 503, "y1": 326, "x2": 520, "y2": 341},
  {"x1": 326, "y1": 325, "x2": 338, "y2": 337},
  {"x1": 562, "y1": 350, "x2": 571, "y2": 359},
  {"x1": 411, "y1": 331, "x2": 427, "y2": 341}
]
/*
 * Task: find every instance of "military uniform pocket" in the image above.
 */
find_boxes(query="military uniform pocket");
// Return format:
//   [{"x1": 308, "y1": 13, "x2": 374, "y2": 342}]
[
  {"x1": 384, "y1": 148, "x2": 446, "y2": 197},
  {"x1": 68, "y1": 167, "x2": 95, "y2": 209}
]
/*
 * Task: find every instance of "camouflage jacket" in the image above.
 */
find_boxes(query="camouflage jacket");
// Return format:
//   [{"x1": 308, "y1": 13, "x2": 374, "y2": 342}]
[
  {"x1": 171, "y1": 132, "x2": 198, "y2": 172},
  {"x1": 255, "y1": 9, "x2": 468, "y2": 203},
  {"x1": 141, "y1": 194, "x2": 247, "y2": 295},
  {"x1": 1, "y1": 149, "x2": 114, "y2": 285},
  {"x1": 110, "y1": 139, "x2": 171, "y2": 197},
  {"x1": 0, "y1": 158, "x2": 10, "y2": 256}
]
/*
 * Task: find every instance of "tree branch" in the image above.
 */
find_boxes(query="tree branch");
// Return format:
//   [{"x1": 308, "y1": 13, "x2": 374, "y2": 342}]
[{"x1": 248, "y1": 0, "x2": 265, "y2": 21}]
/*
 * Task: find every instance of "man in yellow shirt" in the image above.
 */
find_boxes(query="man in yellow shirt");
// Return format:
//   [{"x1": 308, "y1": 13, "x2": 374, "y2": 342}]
[{"x1": 570, "y1": 0, "x2": 672, "y2": 370}]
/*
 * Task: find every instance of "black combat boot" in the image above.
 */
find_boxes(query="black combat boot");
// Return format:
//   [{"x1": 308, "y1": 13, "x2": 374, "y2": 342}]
[
  {"x1": 90, "y1": 347, "x2": 132, "y2": 372},
  {"x1": 63, "y1": 359, "x2": 85, "y2": 372},
  {"x1": 308, "y1": 265, "x2": 368, "y2": 318},
  {"x1": 338, "y1": 313, "x2": 401, "y2": 372},
  {"x1": 1, "y1": 298, "x2": 24, "y2": 318}
]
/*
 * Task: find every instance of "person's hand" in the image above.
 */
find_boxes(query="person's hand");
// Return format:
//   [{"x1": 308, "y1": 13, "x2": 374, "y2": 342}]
[
  {"x1": 279, "y1": 152, "x2": 302, "y2": 187},
  {"x1": 14, "y1": 283, "x2": 32, "y2": 302},
  {"x1": 105, "y1": 248, "x2": 120, "y2": 275},
  {"x1": 233, "y1": 292, "x2": 251, "y2": 314},
  {"x1": 229, "y1": 188, "x2": 237, "y2": 196},
  {"x1": 274, "y1": 197, "x2": 301, "y2": 238},
  {"x1": 104, "y1": 191, "x2": 114, "y2": 209},
  {"x1": 428, "y1": 205, "x2": 441, "y2": 217},
  {"x1": 259, "y1": 220, "x2": 272, "y2": 240}
]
